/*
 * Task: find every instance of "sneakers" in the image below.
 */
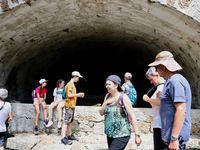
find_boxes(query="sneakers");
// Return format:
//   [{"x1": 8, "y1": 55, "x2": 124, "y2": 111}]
[
  {"x1": 43, "y1": 120, "x2": 48, "y2": 127},
  {"x1": 46, "y1": 120, "x2": 53, "y2": 128},
  {"x1": 57, "y1": 121, "x2": 62, "y2": 129},
  {"x1": 34, "y1": 126, "x2": 39, "y2": 135},
  {"x1": 68, "y1": 135, "x2": 79, "y2": 141},
  {"x1": 61, "y1": 137, "x2": 73, "y2": 145}
]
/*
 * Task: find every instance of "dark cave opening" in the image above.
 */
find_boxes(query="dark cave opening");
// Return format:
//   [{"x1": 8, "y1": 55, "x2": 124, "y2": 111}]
[{"x1": 6, "y1": 38, "x2": 156, "y2": 107}]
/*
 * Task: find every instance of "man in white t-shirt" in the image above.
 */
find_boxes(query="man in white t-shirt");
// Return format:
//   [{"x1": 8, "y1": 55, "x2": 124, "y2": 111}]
[
  {"x1": 0, "y1": 88, "x2": 12, "y2": 150},
  {"x1": 143, "y1": 67, "x2": 165, "y2": 150}
]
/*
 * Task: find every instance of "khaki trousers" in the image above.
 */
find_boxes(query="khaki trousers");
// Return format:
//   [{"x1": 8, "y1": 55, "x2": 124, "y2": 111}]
[{"x1": 48, "y1": 101, "x2": 65, "y2": 122}]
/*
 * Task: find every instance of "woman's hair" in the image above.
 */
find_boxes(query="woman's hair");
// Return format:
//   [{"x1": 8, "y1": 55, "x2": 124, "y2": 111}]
[
  {"x1": 56, "y1": 79, "x2": 65, "y2": 88},
  {"x1": 112, "y1": 82, "x2": 123, "y2": 92},
  {"x1": 145, "y1": 67, "x2": 159, "y2": 79},
  {"x1": 0, "y1": 88, "x2": 8, "y2": 100}
]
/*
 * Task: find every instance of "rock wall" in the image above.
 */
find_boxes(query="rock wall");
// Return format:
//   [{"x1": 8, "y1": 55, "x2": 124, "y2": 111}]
[
  {"x1": 1, "y1": 0, "x2": 200, "y2": 22},
  {"x1": 6, "y1": 104, "x2": 200, "y2": 149},
  {"x1": 9, "y1": 103, "x2": 200, "y2": 136}
]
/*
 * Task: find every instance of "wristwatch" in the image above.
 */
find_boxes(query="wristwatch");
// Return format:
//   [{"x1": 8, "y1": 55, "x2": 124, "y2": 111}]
[
  {"x1": 135, "y1": 134, "x2": 140, "y2": 138},
  {"x1": 170, "y1": 135, "x2": 178, "y2": 141}
]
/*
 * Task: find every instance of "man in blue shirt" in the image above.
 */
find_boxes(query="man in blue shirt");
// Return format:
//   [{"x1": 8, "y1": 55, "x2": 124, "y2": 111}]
[{"x1": 148, "y1": 51, "x2": 192, "y2": 150}]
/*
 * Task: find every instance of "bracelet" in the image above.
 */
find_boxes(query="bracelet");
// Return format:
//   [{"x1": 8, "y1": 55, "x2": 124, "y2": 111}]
[{"x1": 135, "y1": 134, "x2": 140, "y2": 138}]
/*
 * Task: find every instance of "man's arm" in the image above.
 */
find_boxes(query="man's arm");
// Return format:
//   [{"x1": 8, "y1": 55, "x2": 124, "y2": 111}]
[
  {"x1": 67, "y1": 86, "x2": 84, "y2": 98},
  {"x1": 171, "y1": 102, "x2": 186, "y2": 137},
  {"x1": 7, "y1": 112, "x2": 13, "y2": 122},
  {"x1": 169, "y1": 102, "x2": 186, "y2": 150},
  {"x1": 143, "y1": 93, "x2": 161, "y2": 106}
]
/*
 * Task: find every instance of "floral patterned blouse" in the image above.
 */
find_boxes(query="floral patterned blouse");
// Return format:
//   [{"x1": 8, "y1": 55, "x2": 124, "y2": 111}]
[{"x1": 104, "y1": 96, "x2": 131, "y2": 138}]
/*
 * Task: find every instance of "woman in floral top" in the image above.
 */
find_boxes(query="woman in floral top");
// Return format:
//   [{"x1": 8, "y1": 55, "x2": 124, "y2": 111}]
[{"x1": 99, "y1": 75, "x2": 141, "y2": 150}]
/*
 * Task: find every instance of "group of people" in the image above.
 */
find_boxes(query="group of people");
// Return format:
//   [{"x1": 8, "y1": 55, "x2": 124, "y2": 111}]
[
  {"x1": 32, "y1": 71, "x2": 86, "y2": 144},
  {"x1": 99, "y1": 50, "x2": 191, "y2": 150},
  {"x1": 32, "y1": 70, "x2": 138, "y2": 146},
  {"x1": 0, "y1": 50, "x2": 192, "y2": 150},
  {"x1": 142, "y1": 51, "x2": 192, "y2": 150}
]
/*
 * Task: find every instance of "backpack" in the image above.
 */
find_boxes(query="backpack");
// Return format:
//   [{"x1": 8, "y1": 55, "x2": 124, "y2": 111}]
[
  {"x1": 119, "y1": 93, "x2": 131, "y2": 122},
  {"x1": 123, "y1": 83, "x2": 137, "y2": 106},
  {"x1": 105, "y1": 93, "x2": 130, "y2": 122},
  {"x1": 62, "y1": 86, "x2": 66, "y2": 100},
  {"x1": 31, "y1": 90, "x2": 35, "y2": 101}
]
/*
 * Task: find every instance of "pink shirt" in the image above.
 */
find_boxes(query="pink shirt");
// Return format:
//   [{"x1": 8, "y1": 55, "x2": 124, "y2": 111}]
[{"x1": 34, "y1": 86, "x2": 47, "y2": 98}]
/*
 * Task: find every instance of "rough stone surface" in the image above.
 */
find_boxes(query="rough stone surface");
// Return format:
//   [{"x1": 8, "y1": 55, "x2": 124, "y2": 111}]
[
  {"x1": 6, "y1": 133, "x2": 200, "y2": 150},
  {"x1": 8, "y1": 104, "x2": 200, "y2": 135},
  {"x1": 5, "y1": 104, "x2": 200, "y2": 149}
]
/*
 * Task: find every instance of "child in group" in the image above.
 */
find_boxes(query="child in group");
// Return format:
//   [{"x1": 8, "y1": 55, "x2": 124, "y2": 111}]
[
  {"x1": 61, "y1": 71, "x2": 85, "y2": 145},
  {"x1": 33, "y1": 79, "x2": 48, "y2": 135},
  {"x1": 46, "y1": 79, "x2": 65, "y2": 129}
]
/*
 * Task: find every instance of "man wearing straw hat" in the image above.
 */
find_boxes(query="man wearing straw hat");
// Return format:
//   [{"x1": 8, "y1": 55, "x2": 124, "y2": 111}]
[{"x1": 148, "y1": 51, "x2": 191, "y2": 150}]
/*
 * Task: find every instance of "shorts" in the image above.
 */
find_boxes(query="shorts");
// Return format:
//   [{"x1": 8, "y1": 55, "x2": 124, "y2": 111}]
[
  {"x1": 33, "y1": 98, "x2": 46, "y2": 105},
  {"x1": 0, "y1": 132, "x2": 5, "y2": 147},
  {"x1": 64, "y1": 107, "x2": 75, "y2": 125}
]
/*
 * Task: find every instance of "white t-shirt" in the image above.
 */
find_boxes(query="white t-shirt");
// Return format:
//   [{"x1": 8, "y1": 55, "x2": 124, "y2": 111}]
[
  {"x1": 53, "y1": 88, "x2": 64, "y2": 102},
  {"x1": 0, "y1": 101, "x2": 11, "y2": 132},
  {"x1": 151, "y1": 84, "x2": 164, "y2": 129}
]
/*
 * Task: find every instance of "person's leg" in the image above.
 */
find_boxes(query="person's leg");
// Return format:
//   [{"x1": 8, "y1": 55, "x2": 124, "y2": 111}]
[
  {"x1": 0, "y1": 132, "x2": 5, "y2": 150},
  {"x1": 67, "y1": 123, "x2": 72, "y2": 136},
  {"x1": 64, "y1": 108, "x2": 74, "y2": 136},
  {"x1": 61, "y1": 124, "x2": 67, "y2": 138},
  {"x1": 34, "y1": 99, "x2": 40, "y2": 126},
  {"x1": 48, "y1": 102, "x2": 56, "y2": 122},
  {"x1": 107, "y1": 136, "x2": 113, "y2": 149},
  {"x1": 57, "y1": 101, "x2": 65, "y2": 123},
  {"x1": 46, "y1": 102, "x2": 56, "y2": 127},
  {"x1": 160, "y1": 140, "x2": 169, "y2": 150},
  {"x1": 109, "y1": 136, "x2": 130, "y2": 150},
  {"x1": 179, "y1": 144, "x2": 186, "y2": 150},
  {"x1": 179, "y1": 137, "x2": 186, "y2": 150},
  {"x1": 61, "y1": 107, "x2": 73, "y2": 145},
  {"x1": 66, "y1": 108, "x2": 78, "y2": 140},
  {"x1": 40, "y1": 98, "x2": 47, "y2": 122},
  {"x1": 153, "y1": 128, "x2": 163, "y2": 150}
]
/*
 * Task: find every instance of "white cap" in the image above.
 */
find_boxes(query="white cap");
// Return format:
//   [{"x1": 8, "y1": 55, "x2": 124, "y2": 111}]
[
  {"x1": 72, "y1": 71, "x2": 83, "y2": 78},
  {"x1": 0, "y1": 88, "x2": 8, "y2": 100},
  {"x1": 39, "y1": 79, "x2": 48, "y2": 84}
]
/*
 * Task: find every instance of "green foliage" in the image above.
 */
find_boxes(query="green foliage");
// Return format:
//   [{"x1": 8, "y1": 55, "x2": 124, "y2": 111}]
[{"x1": 72, "y1": 127, "x2": 79, "y2": 135}]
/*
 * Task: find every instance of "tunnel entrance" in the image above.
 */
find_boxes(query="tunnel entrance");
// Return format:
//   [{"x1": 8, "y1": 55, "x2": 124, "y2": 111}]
[
  {"x1": 1, "y1": 0, "x2": 200, "y2": 108},
  {"x1": 5, "y1": 37, "x2": 156, "y2": 107}
]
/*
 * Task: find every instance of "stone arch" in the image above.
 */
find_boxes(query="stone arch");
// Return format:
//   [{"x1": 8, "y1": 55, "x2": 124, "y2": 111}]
[{"x1": 0, "y1": 0, "x2": 200, "y2": 107}]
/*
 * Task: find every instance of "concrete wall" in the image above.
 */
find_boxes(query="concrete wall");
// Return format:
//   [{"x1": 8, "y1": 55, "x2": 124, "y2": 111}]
[{"x1": 9, "y1": 103, "x2": 200, "y2": 136}]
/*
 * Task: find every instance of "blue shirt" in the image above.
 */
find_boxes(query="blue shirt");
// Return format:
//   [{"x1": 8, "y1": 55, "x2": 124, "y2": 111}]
[{"x1": 160, "y1": 74, "x2": 192, "y2": 144}]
